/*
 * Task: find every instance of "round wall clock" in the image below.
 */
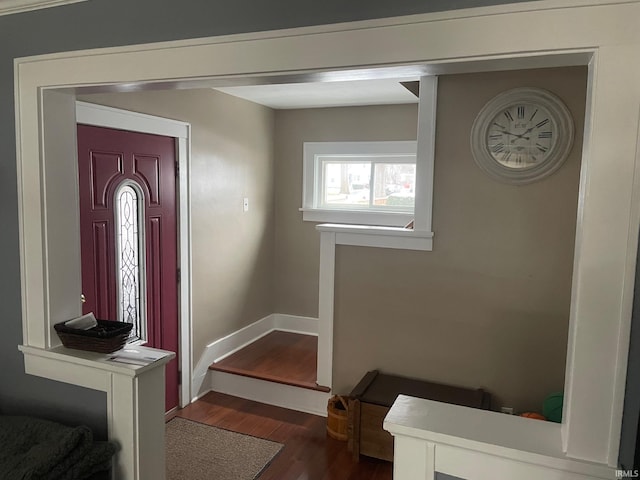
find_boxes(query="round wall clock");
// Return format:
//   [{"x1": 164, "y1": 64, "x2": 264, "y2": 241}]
[{"x1": 470, "y1": 87, "x2": 574, "y2": 185}]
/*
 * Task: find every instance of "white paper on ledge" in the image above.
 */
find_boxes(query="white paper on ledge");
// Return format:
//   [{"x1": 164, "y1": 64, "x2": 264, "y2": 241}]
[{"x1": 107, "y1": 348, "x2": 166, "y2": 366}]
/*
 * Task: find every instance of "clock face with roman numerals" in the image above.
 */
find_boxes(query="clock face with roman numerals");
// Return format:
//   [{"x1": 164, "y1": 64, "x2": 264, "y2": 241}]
[
  {"x1": 470, "y1": 88, "x2": 574, "y2": 185},
  {"x1": 487, "y1": 103, "x2": 554, "y2": 169}
]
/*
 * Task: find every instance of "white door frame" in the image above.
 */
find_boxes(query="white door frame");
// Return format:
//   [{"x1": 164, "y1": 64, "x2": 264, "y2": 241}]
[{"x1": 75, "y1": 101, "x2": 193, "y2": 408}]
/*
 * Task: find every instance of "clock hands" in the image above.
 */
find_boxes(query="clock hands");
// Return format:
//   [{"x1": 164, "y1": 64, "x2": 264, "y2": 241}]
[
  {"x1": 517, "y1": 126, "x2": 536, "y2": 138},
  {"x1": 496, "y1": 129, "x2": 530, "y2": 141}
]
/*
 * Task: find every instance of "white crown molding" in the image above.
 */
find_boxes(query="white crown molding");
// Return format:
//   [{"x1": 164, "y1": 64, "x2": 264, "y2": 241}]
[{"x1": 0, "y1": 0, "x2": 86, "y2": 16}]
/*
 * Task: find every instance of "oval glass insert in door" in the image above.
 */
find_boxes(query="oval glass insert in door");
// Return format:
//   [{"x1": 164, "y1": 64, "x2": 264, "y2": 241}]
[{"x1": 114, "y1": 181, "x2": 147, "y2": 343}]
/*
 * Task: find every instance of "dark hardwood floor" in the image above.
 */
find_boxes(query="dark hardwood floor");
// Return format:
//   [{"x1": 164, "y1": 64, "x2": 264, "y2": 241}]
[
  {"x1": 175, "y1": 391, "x2": 392, "y2": 480},
  {"x1": 209, "y1": 331, "x2": 330, "y2": 392}
]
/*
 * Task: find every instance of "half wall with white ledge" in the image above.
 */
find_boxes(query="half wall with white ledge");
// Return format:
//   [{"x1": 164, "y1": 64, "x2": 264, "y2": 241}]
[
  {"x1": 20, "y1": 344, "x2": 174, "y2": 480},
  {"x1": 384, "y1": 395, "x2": 614, "y2": 480}
]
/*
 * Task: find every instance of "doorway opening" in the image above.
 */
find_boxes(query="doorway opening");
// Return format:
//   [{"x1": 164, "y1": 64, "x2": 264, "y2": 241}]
[
  {"x1": 77, "y1": 123, "x2": 180, "y2": 411},
  {"x1": 76, "y1": 101, "x2": 191, "y2": 408}
]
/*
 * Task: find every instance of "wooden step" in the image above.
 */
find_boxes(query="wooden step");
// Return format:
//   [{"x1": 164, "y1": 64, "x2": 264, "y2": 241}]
[{"x1": 209, "y1": 331, "x2": 330, "y2": 393}]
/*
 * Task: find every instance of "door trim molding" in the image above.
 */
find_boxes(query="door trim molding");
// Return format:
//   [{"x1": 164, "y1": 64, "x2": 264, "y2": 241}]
[
  {"x1": 76, "y1": 102, "x2": 188, "y2": 138},
  {"x1": 76, "y1": 101, "x2": 193, "y2": 408}
]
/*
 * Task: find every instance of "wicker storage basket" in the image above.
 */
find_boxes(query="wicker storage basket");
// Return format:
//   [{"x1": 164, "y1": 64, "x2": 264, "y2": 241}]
[
  {"x1": 54, "y1": 319, "x2": 133, "y2": 354},
  {"x1": 327, "y1": 395, "x2": 349, "y2": 441}
]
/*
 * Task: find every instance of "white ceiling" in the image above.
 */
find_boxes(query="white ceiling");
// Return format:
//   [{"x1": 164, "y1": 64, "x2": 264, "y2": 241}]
[{"x1": 214, "y1": 78, "x2": 419, "y2": 109}]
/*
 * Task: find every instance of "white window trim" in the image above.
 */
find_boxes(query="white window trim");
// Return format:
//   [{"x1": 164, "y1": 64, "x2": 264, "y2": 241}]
[
  {"x1": 301, "y1": 209, "x2": 414, "y2": 227},
  {"x1": 304, "y1": 76, "x2": 437, "y2": 251},
  {"x1": 301, "y1": 140, "x2": 418, "y2": 225}
]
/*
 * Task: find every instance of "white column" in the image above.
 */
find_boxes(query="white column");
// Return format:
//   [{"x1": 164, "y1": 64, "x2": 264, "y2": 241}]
[
  {"x1": 109, "y1": 366, "x2": 166, "y2": 479},
  {"x1": 393, "y1": 436, "x2": 436, "y2": 480},
  {"x1": 317, "y1": 231, "x2": 336, "y2": 388}
]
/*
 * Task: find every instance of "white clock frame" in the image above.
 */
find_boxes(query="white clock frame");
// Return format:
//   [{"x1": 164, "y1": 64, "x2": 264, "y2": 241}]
[{"x1": 470, "y1": 87, "x2": 575, "y2": 185}]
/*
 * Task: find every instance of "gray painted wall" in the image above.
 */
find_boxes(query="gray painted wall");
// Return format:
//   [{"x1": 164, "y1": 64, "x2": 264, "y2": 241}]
[{"x1": 0, "y1": 0, "x2": 559, "y2": 470}]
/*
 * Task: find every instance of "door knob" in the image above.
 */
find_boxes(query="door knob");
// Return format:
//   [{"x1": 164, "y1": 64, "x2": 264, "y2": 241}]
[{"x1": 81, "y1": 294, "x2": 86, "y2": 304}]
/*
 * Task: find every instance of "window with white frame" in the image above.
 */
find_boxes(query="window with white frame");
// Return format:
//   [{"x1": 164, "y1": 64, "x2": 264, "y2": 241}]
[
  {"x1": 301, "y1": 76, "x2": 436, "y2": 252},
  {"x1": 301, "y1": 141, "x2": 418, "y2": 227}
]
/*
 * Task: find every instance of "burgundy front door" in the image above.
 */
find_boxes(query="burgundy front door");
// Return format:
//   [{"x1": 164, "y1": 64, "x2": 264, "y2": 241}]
[{"x1": 77, "y1": 124, "x2": 180, "y2": 412}]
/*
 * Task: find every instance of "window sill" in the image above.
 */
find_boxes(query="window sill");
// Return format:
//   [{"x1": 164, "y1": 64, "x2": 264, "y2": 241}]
[
  {"x1": 316, "y1": 223, "x2": 433, "y2": 251},
  {"x1": 300, "y1": 208, "x2": 413, "y2": 227}
]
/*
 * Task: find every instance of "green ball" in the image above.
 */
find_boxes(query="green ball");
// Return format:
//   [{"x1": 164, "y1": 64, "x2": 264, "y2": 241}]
[{"x1": 543, "y1": 392, "x2": 563, "y2": 423}]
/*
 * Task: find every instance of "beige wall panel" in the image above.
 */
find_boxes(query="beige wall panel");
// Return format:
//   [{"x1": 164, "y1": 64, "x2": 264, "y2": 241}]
[
  {"x1": 78, "y1": 89, "x2": 276, "y2": 361},
  {"x1": 272, "y1": 67, "x2": 585, "y2": 413},
  {"x1": 331, "y1": 67, "x2": 586, "y2": 413},
  {"x1": 274, "y1": 104, "x2": 419, "y2": 316}
]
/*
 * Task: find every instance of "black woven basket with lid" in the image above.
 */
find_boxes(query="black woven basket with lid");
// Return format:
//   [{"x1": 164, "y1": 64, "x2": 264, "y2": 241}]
[{"x1": 54, "y1": 319, "x2": 133, "y2": 354}]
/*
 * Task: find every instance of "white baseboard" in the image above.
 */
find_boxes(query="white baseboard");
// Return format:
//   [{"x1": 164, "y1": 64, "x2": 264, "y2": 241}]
[
  {"x1": 273, "y1": 313, "x2": 318, "y2": 335},
  {"x1": 209, "y1": 370, "x2": 330, "y2": 417},
  {"x1": 191, "y1": 313, "x2": 319, "y2": 400}
]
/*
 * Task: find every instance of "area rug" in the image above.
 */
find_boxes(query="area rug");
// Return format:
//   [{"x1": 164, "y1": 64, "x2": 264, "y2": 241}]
[{"x1": 166, "y1": 417, "x2": 283, "y2": 480}]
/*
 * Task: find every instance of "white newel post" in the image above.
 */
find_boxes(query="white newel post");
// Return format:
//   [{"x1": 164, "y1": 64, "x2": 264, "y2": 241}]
[
  {"x1": 393, "y1": 435, "x2": 436, "y2": 480},
  {"x1": 316, "y1": 230, "x2": 336, "y2": 388}
]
